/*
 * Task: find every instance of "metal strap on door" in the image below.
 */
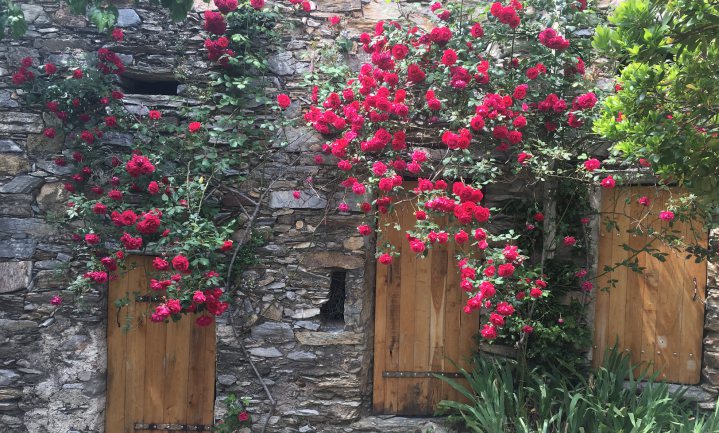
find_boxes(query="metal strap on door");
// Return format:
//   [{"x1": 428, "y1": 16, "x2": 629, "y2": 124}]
[
  {"x1": 134, "y1": 423, "x2": 212, "y2": 431},
  {"x1": 383, "y1": 370, "x2": 463, "y2": 378}
]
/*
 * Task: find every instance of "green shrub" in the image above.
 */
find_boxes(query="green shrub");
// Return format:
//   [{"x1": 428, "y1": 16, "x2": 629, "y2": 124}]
[{"x1": 436, "y1": 350, "x2": 719, "y2": 433}]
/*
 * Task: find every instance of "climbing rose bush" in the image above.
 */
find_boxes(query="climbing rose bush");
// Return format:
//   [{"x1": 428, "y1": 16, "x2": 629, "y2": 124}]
[
  {"x1": 306, "y1": 0, "x2": 607, "y2": 340},
  {"x1": 11, "y1": 51, "x2": 234, "y2": 327}
]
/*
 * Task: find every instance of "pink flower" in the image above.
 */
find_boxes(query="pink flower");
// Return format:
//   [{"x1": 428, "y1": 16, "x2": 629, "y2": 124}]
[
  {"x1": 292, "y1": 190, "x2": 301, "y2": 199},
  {"x1": 529, "y1": 287, "x2": 543, "y2": 298},
  {"x1": 329, "y1": 16, "x2": 341, "y2": 26},
  {"x1": 338, "y1": 202, "x2": 350, "y2": 212},
  {"x1": 357, "y1": 225, "x2": 372, "y2": 236},
  {"x1": 522, "y1": 325, "x2": 534, "y2": 334},
  {"x1": 583, "y1": 158, "x2": 601, "y2": 171},
  {"x1": 563, "y1": 236, "x2": 577, "y2": 247},
  {"x1": 638, "y1": 196, "x2": 650, "y2": 206},
  {"x1": 172, "y1": 254, "x2": 190, "y2": 272},
  {"x1": 250, "y1": 0, "x2": 264, "y2": 9},
  {"x1": 600, "y1": 176, "x2": 616, "y2": 189},
  {"x1": 188, "y1": 122, "x2": 202, "y2": 133},
  {"x1": 148, "y1": 110, "x2": 161, "y2": 120},
  {"x1": 50, "y1": 296, "x2": 63, "y2": 306},
  {"x1": 659, "y1": 210, "x2": 675, "y2": 221},
  {"x1": 277, "y1": 93, "x2": 291, "y2": 109},
  {"x1": 481, "y1": 324, "x2": 497, "y2": 339},
  {"x1": 153, "y1": 257, "x2": 170, "y2": 271},
  {"x1": 378, "y1": 253, "x2": 393, "y2": 265}
]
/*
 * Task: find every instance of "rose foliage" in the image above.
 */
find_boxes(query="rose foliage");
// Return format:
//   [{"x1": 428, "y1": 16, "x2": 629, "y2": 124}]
[{"x1": 306, "y1": 0, "x2": 617, "y2": 341}]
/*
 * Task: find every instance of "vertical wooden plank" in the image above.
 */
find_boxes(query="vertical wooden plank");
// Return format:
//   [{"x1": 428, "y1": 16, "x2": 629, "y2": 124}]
[
  {"x1": 187, "y1": 316, "x2": 217, "y2": 428},
  {"x1": 443, "y1": 242, "x2": 462, "y2": 405},
  {"x1": 679, "y1": 206, "x2": 707, "y2": 384},
  {"x1": 383, "y1": 205, "x2": 402, "y2": 414},
  {"x1": 653, "y1": 189, "x2": 685, "y2": 381},
  {"x1": 125, "y1": 256, "x2": 149, "y2": 433},
  {"x1": 428, "y1": 236, "x2": 448, "y2": 412},
  {"x1": 396, "y1": 201, "x2": 418, "y2": 414},
  {"x1": 623, "y1": 187, "x2": 647, "y2": 372},
  {"x1": 412, "y1": 217, "x2": 432, "y2": 415},
  {"x1": 639, "y1": 189, "x2": 666, "y2": 376},
  {"x1": 593, "y1": 187, "x2": 618, "y2": 368},
  {"x1": 106, "y1": 260, "x2": 128, "y2": 433},
  {"x1": 143, "y1": 300, "x2": 167, "y2": 427},
  {"x1": 163, "y1": 317, "x2": 191, "y2": 424},
  {"x1": 607, "y1": 188, "x2": 631, "y2": 362},
  {"x1": 371, "y1": 220, "x2": 390, "y2": 413}
]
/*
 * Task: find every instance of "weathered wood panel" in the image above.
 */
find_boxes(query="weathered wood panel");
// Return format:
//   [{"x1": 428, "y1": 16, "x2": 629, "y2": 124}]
[
  {"x1": 373, "y1": 194, "x2": 479, "y2": 415},
  {"x1": 593, "y1": 187, "x2": 706, "y2": 384},
  {"x1": 106, "y1": 255, "x2": 216, "y2": 433}
]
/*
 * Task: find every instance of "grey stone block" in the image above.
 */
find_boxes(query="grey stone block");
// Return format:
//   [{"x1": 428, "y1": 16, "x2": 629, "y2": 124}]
[
  {"x1": 0, "y1": 140, "x2": 22, "y2": 153},
  {"x1": 0, "y1": 261, "x2": 32, "y2": 293},
  {"x1": 270, "y1": 191, "x2": 327, "y2": 209},
  {"x1": 0, "y1": 240, "x2": 36, "y2": 259},
  {"x1": 250, "y1": 321, "x2": 294, "y2": 342},
  {"x1": 117, "y1": 9, "x2": 141, "y2": 27},
  {"x1": 0, "y1": 175, "x2": 43, "y2": 194}
]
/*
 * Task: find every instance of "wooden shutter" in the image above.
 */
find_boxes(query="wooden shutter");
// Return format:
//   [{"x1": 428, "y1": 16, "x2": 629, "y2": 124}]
[
  {"x1": 593, "y1": 186, "x2": 706, "y2": 383},
  {"x1": 373, "y1": 196, "x2": 479, "y2": 415},
  {"x1": 106, "y1": 255, "x2": 216, "y2": 433}
]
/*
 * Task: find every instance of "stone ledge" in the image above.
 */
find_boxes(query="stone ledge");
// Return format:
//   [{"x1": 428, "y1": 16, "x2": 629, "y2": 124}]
[{"x1": 295, "y1": 331, "x2": 363, "y2": 346}]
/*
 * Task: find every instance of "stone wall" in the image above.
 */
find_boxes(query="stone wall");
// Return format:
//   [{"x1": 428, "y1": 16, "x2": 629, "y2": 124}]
[
  {"x1": 0, "y1": 1, "x2": 441, "y2": 432},
  {"x1": 2, "y1": 1, "x2": 719, "y2": 433}
]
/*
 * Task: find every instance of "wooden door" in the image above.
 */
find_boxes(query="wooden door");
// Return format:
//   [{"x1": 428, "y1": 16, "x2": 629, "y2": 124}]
[
  {"x1": 593, "y1": 186, "x2": 707, "y2": 383},
  {"x1": 373, "y1": 197, "x2": 479, "y2": 415},
  {"x1": 106, "y1": 255, "x2": 217, "y2": 433}
]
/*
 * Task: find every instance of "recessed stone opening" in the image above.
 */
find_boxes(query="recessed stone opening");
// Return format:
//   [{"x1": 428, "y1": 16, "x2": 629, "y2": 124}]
[
  {"x1": 119, "y1": 75, "x2": 180, "y2": 95},
  {"x1": 320, "y1": 270, "x2": 346, "y2": 326}
]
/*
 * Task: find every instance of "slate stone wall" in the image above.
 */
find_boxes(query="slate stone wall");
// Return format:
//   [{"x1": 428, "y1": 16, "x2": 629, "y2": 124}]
[{"x1": 1, "y1": 1, "x2": 718, "y2": 433}]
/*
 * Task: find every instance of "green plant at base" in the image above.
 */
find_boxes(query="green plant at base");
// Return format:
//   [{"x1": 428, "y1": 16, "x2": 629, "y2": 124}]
[{"x1": 437, "y1": 349, "x2": 719, "y2": 433}]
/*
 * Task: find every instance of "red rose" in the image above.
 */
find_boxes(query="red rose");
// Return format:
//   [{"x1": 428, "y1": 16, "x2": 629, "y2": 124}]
[
  {"x1": 44, "y1": 63, "x2": 57, "y2": 75},
  {"x1": 85, "y1": 233, "x2": 101, "y2": 245},
  {"x1": 441, "y1": 49, "x2": 458, "y2": 66},
  {"x1": 250, "y1": 0, "x2": 264, "y2": 9},
  {"x1": 470, "y1": 22, "x2": 484, "y2": 38},
  {"x1": 659, "y1": 210, "x2": 675, "y2": 221},
  {"x1": 108, "y1": 190, "x2": 123, "y2": 201},
  {"x1": 378, "y1": 253, "x2": 393, "y2": 265},
  {"x1": 563, "y1": 236, "x2": 577, "y2": 247},
  {"x1": 188, "y1": 122, "x2": 202, "y2": 133},
  {"x1": 153, "y1": 257, "x2": 170, "y2": 271},
  {"x1": 92, "y1": 202, "x2": 107, "y2": 214},
  {"x1": 125, "y1": 154, "x2": 155, "y2": 178},
  {"x1": 220, "y1": 240, "x2": 233, "y2": 252},
  {"x1": 196, "y1": 315, "x2": 213, "y2": 327},
  {"x1": 481, "y1": 324, "x2": 497, "y2": 339},
  {"x1": 147, "y1": 181, "x2": 160, "y2": 194},
  {"x1": 276, "y1": 93, "x2": 292, "y2": 110},
  {"x1": 73, "y1": 68, "x2": 83, "y2": 79},
  {"x1": 111, "y1": 28, "x2": 124, "y2": 42},
  {"x1": 600, "y1": 176, "x2": 616, "y2": 189},
  {"x1": 357, "y1": 225, "x2": 372, "y2": 236},
  {"x1": 172, "y1": 254, "x2": 190, "y2": 272},
  {"x1": 44, "y1": 128, "x2": 56, "y2": 138},
  {"x1": 238, "y1": 411, "x2": 250, "y2": 422},
  {"x1": 529, "y1": 287, "x2": 543, "y2": 298},
  {"x1": 148, "y1": 110, "x2": 161, "y2": 120},
  {"x1": 583, "y1": 158, "x2": 601, "y2": 171}
]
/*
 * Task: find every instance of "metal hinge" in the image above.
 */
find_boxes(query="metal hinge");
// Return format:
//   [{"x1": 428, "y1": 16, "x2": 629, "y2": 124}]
[
  {"x1": 133, "y1": 423, "x2": 212, "y2": 431},
  {"x1": 383, "y1": 371, "x2": 463, "y2": 378}
]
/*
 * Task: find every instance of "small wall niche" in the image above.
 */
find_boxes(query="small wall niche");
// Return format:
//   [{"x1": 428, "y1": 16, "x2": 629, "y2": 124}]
[
  {"x1": 320, "y1": 271, "x2": 346, "y2": 325},
  {"x1": 119, "y1": 75, "x2": 180, "y2": 95}
]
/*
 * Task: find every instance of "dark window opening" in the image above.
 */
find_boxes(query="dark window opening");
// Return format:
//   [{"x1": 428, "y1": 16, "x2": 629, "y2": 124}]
[
  {"x1": 320, "y1": 271, "x2": 346, "y2": 323},
  {"x1": 119, "y1": 76, "x2": 180, "y2": 95}
]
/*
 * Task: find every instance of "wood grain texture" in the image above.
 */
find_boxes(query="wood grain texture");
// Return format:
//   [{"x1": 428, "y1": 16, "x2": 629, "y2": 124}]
[
  {"x1": 106, "y1": 255, "x2": 216, "y2": 432},
  {"x1": 594, "y1": 187, "x2": 707, "y2": 384},
  {"x1": 372, "y1": 190, "x2": 480, "y2": 415}
]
